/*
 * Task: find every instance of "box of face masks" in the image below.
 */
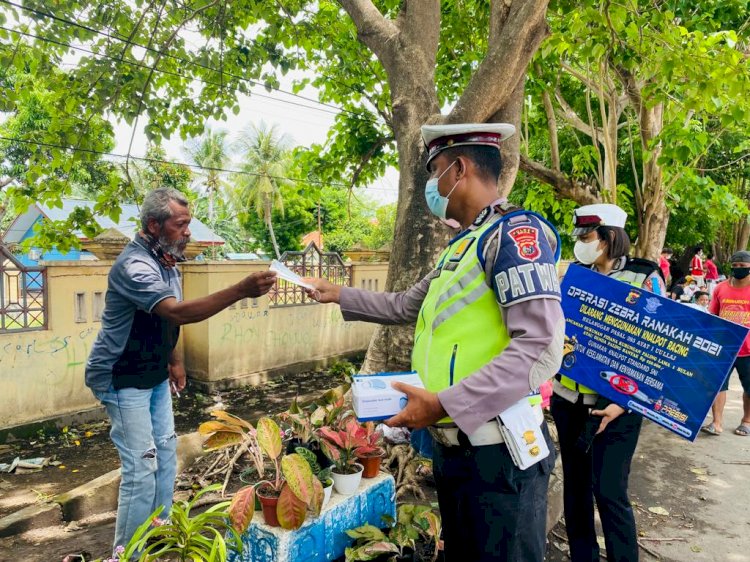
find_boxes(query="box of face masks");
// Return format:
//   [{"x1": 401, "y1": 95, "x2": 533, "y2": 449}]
[{"x1": 352, "y1": 371, "x2": 424, "y2": 422}]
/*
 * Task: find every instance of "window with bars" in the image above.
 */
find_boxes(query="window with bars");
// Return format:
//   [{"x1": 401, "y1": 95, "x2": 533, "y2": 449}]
[
  {"x1": 0, "y1": 246, "x2": 47, "y2": 332},
  {"x1": 269, "y1": 242, "x2": 352, "y2": 307}
]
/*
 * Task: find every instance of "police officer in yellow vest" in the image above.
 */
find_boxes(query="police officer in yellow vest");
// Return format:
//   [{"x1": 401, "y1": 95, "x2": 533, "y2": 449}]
[
  {"x1": 306, "y1": 123, "x2": 565, "y2": 562},
  {"x1": 551, "y1": 203, "x2": 666, "y2": 562}
]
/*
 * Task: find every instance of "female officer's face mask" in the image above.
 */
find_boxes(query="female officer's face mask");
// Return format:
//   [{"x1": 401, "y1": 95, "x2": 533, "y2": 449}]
[
  {"x1": 425, "y1": 160, "x2": 461, "y2": 220},
  {"x1": 573, "y1": 239, "x2": 603, "y2": 265}
]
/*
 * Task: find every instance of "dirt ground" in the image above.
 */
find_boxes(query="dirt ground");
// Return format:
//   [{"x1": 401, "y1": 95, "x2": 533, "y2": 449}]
[
  {"x1": 4, "y1": 375, "x2": 747, "y2": 561},
  {"x1": 0, "y1": 366, "x2": 351, "y2": 560}
]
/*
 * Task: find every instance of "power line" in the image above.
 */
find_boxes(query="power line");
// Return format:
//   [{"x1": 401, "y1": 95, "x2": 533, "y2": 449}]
[
  {"x1": 0, "y1": 0, "x2": 379, "y2": 125},
  {"x1": 0, "y1": 134, "x2": 399, "y2": 192},
  {"x1": 0, "y1": 26, "x2": 344, "y2": 118}
]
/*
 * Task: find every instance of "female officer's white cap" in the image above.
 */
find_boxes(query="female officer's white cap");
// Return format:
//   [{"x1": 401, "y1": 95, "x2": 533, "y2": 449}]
[
  {"x1": 572, "y1": 203, "x2": 627, "y2": 236},
  {"x1": 421, "y1": 123, "x2": 516, "y2": 167}
]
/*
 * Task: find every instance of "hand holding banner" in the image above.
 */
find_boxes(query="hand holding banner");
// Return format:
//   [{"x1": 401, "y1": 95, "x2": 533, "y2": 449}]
[{"x1": 560, "y1": 265, "x2": 749, "y2": 441}]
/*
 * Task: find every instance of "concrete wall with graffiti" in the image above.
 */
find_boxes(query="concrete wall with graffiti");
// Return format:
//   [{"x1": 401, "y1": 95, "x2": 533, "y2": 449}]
[{"x1": 0, "y1": 260, "x2": 388, "y2": 430}]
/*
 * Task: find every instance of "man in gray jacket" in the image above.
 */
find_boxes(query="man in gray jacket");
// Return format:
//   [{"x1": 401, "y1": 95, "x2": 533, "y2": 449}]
[{"x1": 306, "y1": 123, "x2": 564, "y2": 562}]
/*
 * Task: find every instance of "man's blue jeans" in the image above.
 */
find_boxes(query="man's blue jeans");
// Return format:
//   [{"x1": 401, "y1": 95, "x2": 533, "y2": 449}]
[{"x1": 94, "y1": 380, "x2": 177, "y2": 551}]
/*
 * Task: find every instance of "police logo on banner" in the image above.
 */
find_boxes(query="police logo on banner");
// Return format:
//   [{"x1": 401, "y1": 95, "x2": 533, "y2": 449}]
[
  {"x1": 508, "y1": 226, "x2": 541, "y2": 261},
  {"x1": 492, "y1": 215, "x2": 561, "y2": 307}
]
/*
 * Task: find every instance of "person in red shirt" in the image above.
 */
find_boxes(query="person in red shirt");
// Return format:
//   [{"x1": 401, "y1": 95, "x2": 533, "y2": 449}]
[
  {"x1": 690, "y1": 247, "x2": 705, "y2": 287},
  {"x1": 659, "y1": 248, "x2": 673, "y2": 285},
  {"x1": 704, "y1": 252, "x2": 720, "y2": 295},
  {"x1": 702, "y1": 250, "x2": 750, "y2": 436}
]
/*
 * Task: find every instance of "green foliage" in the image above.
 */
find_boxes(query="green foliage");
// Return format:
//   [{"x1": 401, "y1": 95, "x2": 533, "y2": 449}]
[
  {"x1": 345, "y1": 504, "x2": 442, "y2": 562},
  {"x1": 4, "y1": 0, "x2": 750, "y2": 258},
  {"x1": 329, "y1": 360, "x2": 356, "y2": 380},
  {"x1": 238, "y1": 184, "x2": 315, "y2": 256},
  {"x1": 114, "y1": 484, "x2": 241, "y2": 562},
  {"x1": 233, "y1": 122, "x2": 295, "y2": 258},
  {"x1": 295, "y1": 445, "x2": 332, "y2": 484},
  {"x1": 525, "y1": 0, "x2": 750, "y2": 253}
]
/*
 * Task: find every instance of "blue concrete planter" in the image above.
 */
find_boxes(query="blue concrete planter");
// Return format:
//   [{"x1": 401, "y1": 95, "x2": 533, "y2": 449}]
[{"x1": 229, "y1": 473, "x2": 396, "y2": 562}]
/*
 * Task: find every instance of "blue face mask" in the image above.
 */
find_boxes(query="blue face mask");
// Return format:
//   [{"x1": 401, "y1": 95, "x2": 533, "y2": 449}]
[{"x1": 425, "y1": 160, "x2": 460, "y2": 219}]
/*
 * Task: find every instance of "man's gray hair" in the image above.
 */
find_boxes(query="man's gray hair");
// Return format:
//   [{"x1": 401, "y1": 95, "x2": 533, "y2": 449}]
[{"x1": 140, "y1": 188, "x2": 189, "y2": 231}]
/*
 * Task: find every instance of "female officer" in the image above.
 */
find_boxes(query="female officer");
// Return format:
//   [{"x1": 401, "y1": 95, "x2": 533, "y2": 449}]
[{"x1": 551, "y1": 203, "x2": 666, "y2": 562}]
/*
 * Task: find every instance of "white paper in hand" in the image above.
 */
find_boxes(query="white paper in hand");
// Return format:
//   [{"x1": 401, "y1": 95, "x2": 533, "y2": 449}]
[{"x1": 269, "y1": 259, "x2": 314, "y2": 289}]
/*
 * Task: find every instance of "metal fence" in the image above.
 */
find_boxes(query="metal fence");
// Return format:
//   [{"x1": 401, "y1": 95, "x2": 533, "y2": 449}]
[
  {"x1": 0, "y1": 245, "x2": 47, "y2": 332},
  {"x1": 269, "y1": 242, "x2": 352, "y2": 306}
]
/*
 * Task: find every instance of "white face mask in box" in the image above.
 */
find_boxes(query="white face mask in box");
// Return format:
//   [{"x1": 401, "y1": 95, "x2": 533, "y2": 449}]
[{"x1": 574, "y1": 239, "x2": 603, "y2": 265}]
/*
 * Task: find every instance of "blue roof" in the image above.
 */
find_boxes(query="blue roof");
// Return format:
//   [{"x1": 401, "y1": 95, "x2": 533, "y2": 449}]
[{"x1": 4, "y1": 199, "x2": 224, "y2": 245}]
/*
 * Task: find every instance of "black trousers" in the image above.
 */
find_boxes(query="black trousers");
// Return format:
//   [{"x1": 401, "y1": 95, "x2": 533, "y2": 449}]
[
  {"x1": 433, "y1": 422, "x2": 555, "y2": 562},
  {"x1": 550, "y1": 393, "x2": 642, "y2": 562}
]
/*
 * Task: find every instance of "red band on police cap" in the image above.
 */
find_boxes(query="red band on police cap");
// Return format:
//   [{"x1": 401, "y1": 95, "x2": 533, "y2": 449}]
[
  {"x1": 427, "y1": 132, "x2": 503, "y2": 161},
  {"x1": 574, "y1": 214, "x2": 603, "y2": 228}
]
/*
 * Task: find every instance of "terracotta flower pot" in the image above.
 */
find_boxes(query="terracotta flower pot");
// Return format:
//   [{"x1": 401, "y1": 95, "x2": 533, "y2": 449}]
[
  {"x1": 358, "y1": 450, "x2": 384, "y2": 478},
  {"x1": 257, "y1": 487, "x2": 281, "y2": 527}
]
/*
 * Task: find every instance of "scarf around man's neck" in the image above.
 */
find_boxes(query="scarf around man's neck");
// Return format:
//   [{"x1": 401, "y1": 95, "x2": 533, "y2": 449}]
[{"x1": 138, "y1": 232, "x2": 186, "y2": 269}]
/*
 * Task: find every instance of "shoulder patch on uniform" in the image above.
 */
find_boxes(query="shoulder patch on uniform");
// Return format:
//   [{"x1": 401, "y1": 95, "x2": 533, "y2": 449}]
[
  {"x1": 492, "y1": 215, "x2": 561, "y2": 307},
  {"x1": 507, "y1": 225, "x2": 542, "y2": 262}
]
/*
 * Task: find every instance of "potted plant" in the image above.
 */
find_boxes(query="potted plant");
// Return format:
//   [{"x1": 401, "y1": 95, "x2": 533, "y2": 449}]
[
  {"x1": 295, "y1": 446, "x2": 335, "y2": 509},
  {"x1": 318, "y1": 417, "x2": 368, "y2": 495},
  {"x1": 345, "y1": 504, "x2": 442, "y2": 562},
  {"x1": 199, "y1": 413, "x2": 323, "y2": 531},
  {"x1": 280, "y1": 388, "x2": 350, "y2": 466},
  {"x1": 111, "y1": 484, "x2": 242, "y2": 562},
  {"x1": 355, "y1": 421, "x2": 385, "y2": 478}
]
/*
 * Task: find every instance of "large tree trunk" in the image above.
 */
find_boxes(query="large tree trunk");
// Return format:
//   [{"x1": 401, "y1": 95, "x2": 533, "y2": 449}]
[
  {"x1": 340, "y1": 0, "x2": 550, "y2": 372},
  {"x1": 494, "y1": 78, "x2": 526, "y2": 197},
  {"x1": 738, "y1": 218, "x2": 750, "y2": 254},
  {"x1": 633, "y1": 102, "x2": 667, "y2": 261}
]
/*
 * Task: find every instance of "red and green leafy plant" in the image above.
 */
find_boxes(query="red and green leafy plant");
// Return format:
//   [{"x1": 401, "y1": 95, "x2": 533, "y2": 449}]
[
  {"x1": 318, "y1": 417, "x2": 381, "y2": 474},
  {"x1": 356, "y1": 421, "x2": 384, "y2": 458},
  {"x1": 227, "y1": 417, "x2": 324, "y2": 531},
  {"x1": 279, "y1": 386, "x2": 350, "y2": 444}
]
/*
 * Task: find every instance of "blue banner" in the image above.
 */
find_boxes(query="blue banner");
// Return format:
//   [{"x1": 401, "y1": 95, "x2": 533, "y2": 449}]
[{"x1": 560, "y1": 265, "x2": 749, "y2": 441}]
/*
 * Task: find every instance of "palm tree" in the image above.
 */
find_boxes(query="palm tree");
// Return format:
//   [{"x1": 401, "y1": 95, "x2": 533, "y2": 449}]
[
  {"x1": 185, "y1": 128, "x2": 230, "y2": 227},
  {"x1": 233, "y1": 122, "x2": 292, "y2": 259}
]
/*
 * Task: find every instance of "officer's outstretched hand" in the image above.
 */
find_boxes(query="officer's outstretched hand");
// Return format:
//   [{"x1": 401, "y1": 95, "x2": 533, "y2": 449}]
[
  {"x1": 591, "y1": 403, "x2": 626, "y2": 434},
  {"x1": 303, "y1": 278, "x2": 341, "y2": 304},
  {"x1": 239, "y1": 271, "x2": 277, "y2": 298},
  {"x1": 385, "y1": 383, "x2": 447, "y2": 429}
]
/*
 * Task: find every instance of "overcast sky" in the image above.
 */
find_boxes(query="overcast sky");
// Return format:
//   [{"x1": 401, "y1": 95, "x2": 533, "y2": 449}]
[
  {"x1": 2, "y1": 8, "x2": 402, "y2": 206},
  {"x1": 109, "y1": 78, "x2": 400, "y2": 206}
]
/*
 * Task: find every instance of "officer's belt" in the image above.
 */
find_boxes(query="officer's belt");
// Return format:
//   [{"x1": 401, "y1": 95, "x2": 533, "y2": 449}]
[{"x1": 429, "y1": 406, "x2": 544, "y2": 447}]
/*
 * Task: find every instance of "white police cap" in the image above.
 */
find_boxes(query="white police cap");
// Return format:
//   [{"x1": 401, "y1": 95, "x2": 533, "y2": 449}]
[
  {"x1": 572, "y1": 204, "x2": 627, "y2": 236},
  {"x1": 421, "y1": 123, "x2": 516, "y2": 167}
]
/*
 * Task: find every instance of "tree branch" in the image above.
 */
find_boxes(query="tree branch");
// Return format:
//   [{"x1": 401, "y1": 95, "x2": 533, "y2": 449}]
[
  {"x1": 541, "y1": 89, "x2": 560, "y2": 171},
  {"x1": 349, "y1": 135, "x2": 394, "y2": 188},
  {"x1": 337, "y1": 0, "x2": 398, "y2": 59},
  {"x1": 489, "y1": 0, "x2": 513, "y2": 46},
  {"x1": 519, "y1": 154, "x2": 601, "y2": 205},
  {"x1": 493, "y1": 77, "x2": 525, "y2": 197},
  {"x1": 450, "y1": 0, "x2": 548, "y2": 123},
  {"x1": 561, "y1": 62, "x2": 601, "y2": 92},
  {"x1": 555, "y1": 88, "x2": 602, "y2": 138}
]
